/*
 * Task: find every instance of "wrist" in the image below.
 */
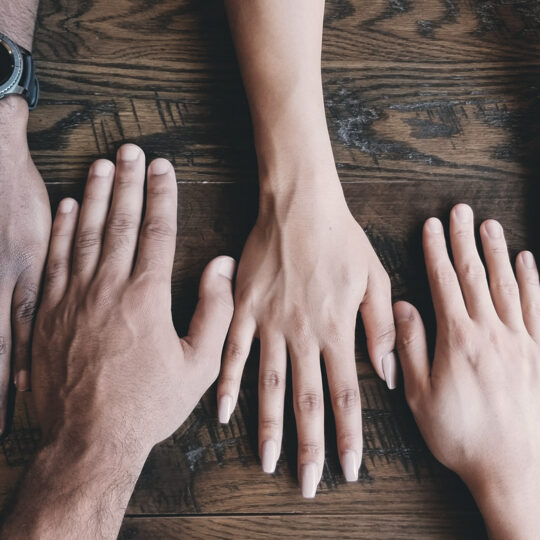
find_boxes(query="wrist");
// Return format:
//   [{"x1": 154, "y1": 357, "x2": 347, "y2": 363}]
[{"x1": 0, "y1": 96, "x2": 29, "y2": 129}]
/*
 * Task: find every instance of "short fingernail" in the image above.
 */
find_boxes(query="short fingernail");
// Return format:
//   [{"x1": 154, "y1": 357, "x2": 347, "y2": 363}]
[
  {"x1": 92, "y1": 160, "x2": 113, "y2": 176},
  {"x1": 394, "y1": 303, "x2": 413, "y2": 323},
  {"x1": 261, "y1": 440, "x2": 278, "y2": 474},
  {"x1": 455, "y1": 204, "x2": 472, "y2": 223},
  {"x1": 522, "y1": 251, "x2": 536, "y2": 269},
  {"x1": 426, "y1": 218, "x2": 442, "y2": 233},
  {"x1": 301, "y1": 463, "x2": 319, "y2": 499},
  {"x1": 14, "y1": 370, "x2": 29, "y2": 392},
  {"x1": 218, "y1": 257, "x2": 236, "y2": 280},
  {"x1": 382, "y1": 352, "x2": 397, "y2": 390},
  {"x1": 218, "y1": 394, "x2": 233, "y2": 424},
  {"x1": 59, "y1": 198, "x2": 75, "y2": 214},
  {"x1": 119, "y1": 144, "x2": 140, "y2": 161},
  {"x1": 485, "y1": 220, "x2": 502, "y2": 239},
  {"x1": 341, "y1": 450, "x2": 359, "y2": 482},
  {"x1": 149, "y1": 158, "x2": 172, "y2": 176}
]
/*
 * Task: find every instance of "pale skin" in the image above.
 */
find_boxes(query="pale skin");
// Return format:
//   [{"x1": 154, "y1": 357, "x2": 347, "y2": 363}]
[
  {"x1": 395, "y1": 203, "x2": 540, "y2": 539},
  {"x1": 219, "y1": 0, "x2": 397, "y2": 497},
  {"x1": 0, "y1": 144, "x2": 236, "y2": 539},
  {"x1": 0, "y1": 0, "x2": 50, "y2": 430}
]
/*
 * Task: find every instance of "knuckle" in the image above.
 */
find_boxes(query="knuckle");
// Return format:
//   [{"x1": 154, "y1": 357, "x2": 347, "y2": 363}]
[
  {"x1": 259, "y1": 417, "x2": 281, "y2": 431},
  {"x1": 0, "y1": 336, "x2": 8, "y2": 356},
  {"x1": 299, "y1": 442, "x2": 321, "y2": 457},
  {"x1": 333, "y1": 387, "x2": 360, "y2": 412},
  {"x1": 141, "y1": 218, "x2": 176, "y2": 242},
  {"x1": 45, "y1": 260, "x2": 68, "y2": 286},
  {"x1": 14, "y1": 294, "x2": 37, "y2": 324},
  {"x1": 295, "y1": 391, "x2": 322, "y2": 414},
  {"x1": 337, "y1": 431, "x2": 359, "y2": 450},
  {"x1": 431, "y1": 265, "x2": 457, "y2": 286},
  {"x1": 455, "y1": 261, "x2": 486, "y2": 281},
  {"x1": 491, "y1": 278, "x2": 519, "y2": 296},
  {"x1": 147, "y1": 176, "x2": 174, "y2": 196},
  {"x1": 397, "y1": 325, "x2": 419, "y2": 351},
  {"x1": 260, "y1": 369, "x2": 284, "y2": 390},
  {"x1": 370, "y1": 323, "x2": 396, "y2": 346},
  {"x1": 107, "y1": 212, "x2": 137, "y2": 235},
  {"x1": 225, "y1": 341, "x2": 248, "y2": 363},
  {"x1": 75, "y1": 229, "x2": 102, "y2": 251}
]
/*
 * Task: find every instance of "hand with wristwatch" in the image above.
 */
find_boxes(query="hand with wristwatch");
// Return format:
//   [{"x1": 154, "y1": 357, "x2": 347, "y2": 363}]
[{"x1": 0, "y1": 30, "x2": 51, "y2": 431}]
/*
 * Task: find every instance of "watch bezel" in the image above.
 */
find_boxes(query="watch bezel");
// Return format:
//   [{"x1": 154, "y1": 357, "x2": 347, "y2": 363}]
[{"x1": 0, "y1": 33, "x2": 24, "y2": 98}]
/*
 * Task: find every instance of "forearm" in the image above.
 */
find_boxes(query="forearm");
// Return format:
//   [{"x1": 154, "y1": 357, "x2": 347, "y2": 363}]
[
  {"x1": 1, "y1": 428, "x2": 149, "y2": 539},
  {"x1": 225, "y1": 0, "x2": 336, "y2": 190}
]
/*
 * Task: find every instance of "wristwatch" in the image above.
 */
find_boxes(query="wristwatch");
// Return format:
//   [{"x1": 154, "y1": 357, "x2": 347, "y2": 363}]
[{"x1": 0, "y1": 32, "x2": 39, "y2": 110}]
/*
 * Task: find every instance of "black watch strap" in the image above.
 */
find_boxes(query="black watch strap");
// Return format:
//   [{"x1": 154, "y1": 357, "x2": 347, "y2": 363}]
[{"x1": 21, "y1": 50, "x2": 39, "y2": 110}]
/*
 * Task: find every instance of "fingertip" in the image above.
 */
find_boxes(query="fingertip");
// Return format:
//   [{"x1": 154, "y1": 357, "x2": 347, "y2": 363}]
[
  {"x1": 117, "y1": 143, "x2": 142, "y2": 162},
  {"x1": 57, "y1": 197, "x2": 78, "y2": 215},
  {"x1": 148, "y1": 158, "x2": 173, "y2": 177},
  {"x1": 451, "y1": 203, "x2": 473, "y2": 221},
  {"x1": 14, "y1": 370, "x2": 29, "y2": 392},
  {"x1": 90, "y1": 159, "x2": 115, "y2": 177},
  {"x1": 393, "y1": 300, "x2": 415, "y2": 323},
  {"x1": 424, "y1": 217, "x2": 443, "y2": 235},
  {"x1": 518, "y1": 250, "x2": 537, "y2": 270},
  {"x1": 481, "y1": 219, "x2": 503, "y2": 240}
]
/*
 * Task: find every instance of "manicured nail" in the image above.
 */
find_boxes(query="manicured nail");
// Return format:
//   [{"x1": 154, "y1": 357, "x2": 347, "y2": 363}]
[
  {"x1": 59, "y1": 198, "x2": 75, "y2": 214},
  {"x1": 14, "y1": 370, "x2": 29, "y2": 391},
  {"x1": 219, "y1": 257, "x2": 236, "y2": 280},
  {"x1": 382, "y1": 352, "x2": 397, "y2": 390},
  {"x1": 522, "y1": 251, "x2": 536, "y2": 269},
  {"x1": 149, "y1": 158, "x2": 171, "y2": 176},
  {"x1": 92, "y1": 160, "x2": 113, "y2": 176},
  {"x1": 261, "y1": 440, "x2": 278, "y2": 473},
  {"x1": 301, "y1": 463, "x2": 319, "y2": 498},
  {"x1": 485, "y1": 220, "x2": 502, "y2": 239},
  {"x1": 426, "y1": 218, "x2": 442, "y2": 233},
  {"x1": 119, "y1": 144, "x2": 140, "y2": 161},
  {"x1": 341, "y1": 450, "x2": 359, "y2": 482},
  {"x1": 454, "y1": 204, "x2": 472, "y2": 223},
  {"x1": 218, "y1": 394, "x2": 233, "y2": 424}
]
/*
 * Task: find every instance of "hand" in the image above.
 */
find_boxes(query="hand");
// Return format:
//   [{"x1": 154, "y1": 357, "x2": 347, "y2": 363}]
[
  {"x1": 394, "y1": 204, "x2": 540, "y2": 539},
  {"x1": 0, "y1": 97, "x2": 51, "y2": 433},
  {"x1": 217, "y1": 176, "x2": 396, "y2": 497},
  {"x1": 32, "y1": 144, "x2": 235, "y2": 454}
]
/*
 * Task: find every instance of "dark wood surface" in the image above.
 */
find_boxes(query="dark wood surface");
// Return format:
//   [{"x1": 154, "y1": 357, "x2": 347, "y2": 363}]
[{"x1": 2, "y1": 0, "x2": 540, "y2": 538}]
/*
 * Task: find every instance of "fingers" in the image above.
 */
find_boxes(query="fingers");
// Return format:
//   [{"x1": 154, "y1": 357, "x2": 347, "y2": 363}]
[
  {"x1": 359, "y1": 270, "x2": 397, "y2": 389},
  {"x1": 323, "y1": 336, "x2": 362, "y2": 482},
  {"x1": 182, "y1": 257, "x2": 236, "y2": 381},
  {"x1": 70, "y1": 159, "x2": 115, "y2": 287},
  {"x1": 257, "y1": 331, "x2": 287, "y2": 474},
  {"x1": 0, "y1": 285, "x2": 14, "y2": 434},
  {"x1": 290, "y1": 344, "x2": 325, "y2": 499},
  {"x1": 133, "y1": 159, "x2": 177, "y2": 280},
  {"x1": 449, "y1": 205, "x2": 494, "y2": 320},
  {"x1": 11, "y1": 266, "x2": 42, "y2": 391},
  {"x1": 42, "y1": 199, "x2": 80, "y2": 307},
  {"x1": 393, "y1": 301, "x2": 430, "y2": 405},
  {"x1": 480, "y1": 220, "x2": 523, "y2": 328},
  {"x1": 423, "y1": 217, "x2": 468, "y2": 323},
  {"x1": 217, "y1": 311, "x2": 256, "y2": 424},
  {"x1": 100, "y1": 144, "x2": 146, "y2": 278},
  {"x1": 516, "y1": 251, "x2": 540, "y2": 341}
]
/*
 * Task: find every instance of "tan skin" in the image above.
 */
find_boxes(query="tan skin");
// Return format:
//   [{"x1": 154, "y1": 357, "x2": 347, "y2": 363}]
[
  {"x1": 1, "y1": 145, "x2": 236, "y2": 539},
  {"x1": 395, "y1": 204, "x2": 540, "y2": 539}
]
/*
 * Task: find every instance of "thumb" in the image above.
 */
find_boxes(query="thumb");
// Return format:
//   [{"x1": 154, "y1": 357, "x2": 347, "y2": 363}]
[
  {"x1": 181, "y1": 256, "x2": 236, "y2": 374},
  {"x1": 393, "y1": 301, "x2": 431, "y2": 406}
]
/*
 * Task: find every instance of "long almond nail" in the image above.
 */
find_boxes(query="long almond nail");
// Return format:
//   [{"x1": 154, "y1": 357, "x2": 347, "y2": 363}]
[
  {"x1": 301, "y1": 463, "x2": 318, "y2": 498},
  {"x1": 341, "y1": 450, "x2": 359, "y2": 482},
  {"x1": 261, "y1": 440, "x2": 278, "y2": 473},
  {"x1": 382, "y1": 352, "x2": 397, "y2": 390},
  {"x1": 218, "y1": 394, "x2": 233, "y2": 424}
]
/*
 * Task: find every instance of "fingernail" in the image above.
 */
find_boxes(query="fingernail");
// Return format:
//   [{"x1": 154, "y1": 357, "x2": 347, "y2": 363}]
[
  {"x1": 455, "y1": 204, "x2": 472, "y2": 223},
  {"x1": 14, "y1": 370, "x2": 29, "y2": 391},
  {"x1": 218, "y1": 394, "x2": 233, "y2": 424},
  {"x1": 59, "y1": 198, "x2": 75, "y2": 214},
  {"x1": 119, "y1": 144, "x2": 140, "y2": 161},
  {"x1": 301, "y1": 463, "x2": 319, "y2": 499},
  {"x1": 92, "y1": 160, "x2": 113, "y2": 176},
  {"x1": 382, "y1": 352, "x2": 397, "y2": 390},
  {"x1": 149, "y1": 158, "x2": 172, "y2": 176},
  {"x1": 341, "y1": 450, "x2": 359, "y2": 482},
  {"x1": 218, "y1": 257, "x2": 236, "y2": 280},
  {"x1": 522, "y1": 251, "x2": 536, "y2": 269},
  {"x1": 426, "y1": 218, "x2": 442, "y2": 233},
  {"x1": 261, "y1": 440, "x2": 278, "y2": 473},
  {"x1": 394, "y1": 303, "x2": 413, "y2": 323},
  {"x1": 485, "y1": 220, "x2": 502, "y2": 239}
]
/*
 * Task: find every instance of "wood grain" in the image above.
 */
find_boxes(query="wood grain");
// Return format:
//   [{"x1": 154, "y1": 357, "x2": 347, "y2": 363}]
[{"x1": 1, "y1": 0, "x2": 539, "y2": 537}]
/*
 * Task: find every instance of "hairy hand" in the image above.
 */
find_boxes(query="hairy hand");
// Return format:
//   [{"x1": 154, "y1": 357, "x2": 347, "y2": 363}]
[
  {"x1": 32, "y1": 144, "x2": 235, "y2": 453},
  {"x1": 217, "y1": 181, "x2": 396, "y2": 496},
  {"x1": 0, "y1": 98, "x2": 51, "y2": 433},
  {"x1": 395, "y1": 204, "x2": 540, "y2": 539}
]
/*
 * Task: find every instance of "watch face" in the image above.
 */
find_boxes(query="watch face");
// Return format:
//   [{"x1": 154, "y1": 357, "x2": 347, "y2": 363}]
[{"x1": 0, "y1": 41, "x2": 15, "y2": 86}]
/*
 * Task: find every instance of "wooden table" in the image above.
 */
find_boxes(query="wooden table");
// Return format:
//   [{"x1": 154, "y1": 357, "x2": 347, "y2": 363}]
[{"x1": 2, "y1": 1, "x2": 539, "y2": 537}]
